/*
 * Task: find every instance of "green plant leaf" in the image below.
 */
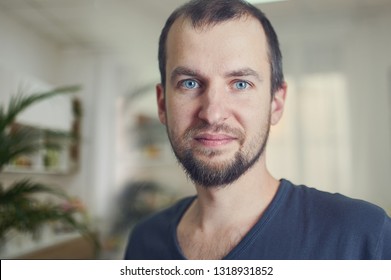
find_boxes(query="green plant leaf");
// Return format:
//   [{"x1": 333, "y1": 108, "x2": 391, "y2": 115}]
[
  {"x1": 0, "y1": 84, "x2": 99, "y2": 254},
  {"x1": 0, "y1": 86, "x2": 80, "y2": 169},
  {"x1": 0, "y1": 85, "x2": 80, "y2": 132},
  {"x1": 0, "y1": 179, "x2": 68, "y2": 205}
]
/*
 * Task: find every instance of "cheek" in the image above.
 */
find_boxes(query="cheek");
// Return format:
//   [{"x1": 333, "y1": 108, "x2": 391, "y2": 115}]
[
  {"x1": 237, "y1": 98, "x2": 271, "y2": 128},
  {"x1": 165, "y1": 98, "x2": 195, "y2": 131}
]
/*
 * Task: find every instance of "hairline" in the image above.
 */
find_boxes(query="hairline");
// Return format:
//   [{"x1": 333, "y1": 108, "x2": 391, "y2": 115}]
[
  {"x1": 164, "y1": 14, "x2": 272, "y2": 82},
  {"x1": 158, "y1": 1, "x2": 284, "y2": 95}
]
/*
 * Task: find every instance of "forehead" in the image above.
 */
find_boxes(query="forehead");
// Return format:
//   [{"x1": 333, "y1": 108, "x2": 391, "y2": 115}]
[{"x1": 165, "y1": 15, "x2": 269, "y2": 76}]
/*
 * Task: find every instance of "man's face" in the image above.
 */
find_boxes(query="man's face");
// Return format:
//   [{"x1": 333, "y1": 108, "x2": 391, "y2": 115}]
[{"x1": 157, "y1": 16, "x2": 285, "y2": 187}]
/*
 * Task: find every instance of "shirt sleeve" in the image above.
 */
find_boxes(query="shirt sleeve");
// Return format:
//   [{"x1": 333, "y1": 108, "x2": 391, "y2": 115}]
[
  {"x1": 124, "y1": 226, "x2": 142, "y2": 260},
  {"x1": 377, "y1": 213, "x2": 391, "y2": 259}
]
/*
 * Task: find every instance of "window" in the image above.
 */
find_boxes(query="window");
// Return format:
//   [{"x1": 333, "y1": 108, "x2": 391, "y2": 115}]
[{"x1": 268, "y1": 73, "x2": 352, "y2": 194}]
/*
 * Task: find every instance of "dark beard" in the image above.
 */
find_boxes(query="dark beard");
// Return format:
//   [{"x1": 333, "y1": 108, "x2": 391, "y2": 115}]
[
  {"x1": 168, "y1": 122, "x2": 270, "y2": 188},
  {"x1": 179, "y1": 143, "x2": 266, "y2": 188}
]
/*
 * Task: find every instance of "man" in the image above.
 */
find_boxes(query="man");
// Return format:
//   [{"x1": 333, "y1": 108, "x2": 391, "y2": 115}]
[{"x1": 125, "y1": 0, "x2": 391, "y2": 259}]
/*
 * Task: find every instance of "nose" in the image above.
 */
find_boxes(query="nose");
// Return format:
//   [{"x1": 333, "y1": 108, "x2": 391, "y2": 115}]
[{"x1": 197, "y1": 85, "x2": 228, "y2": 124}]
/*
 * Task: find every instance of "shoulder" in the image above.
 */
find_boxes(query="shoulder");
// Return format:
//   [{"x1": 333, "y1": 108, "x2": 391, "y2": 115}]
[
  {"x1": 124, "y1": 196, "x2": 195, "y2": 259},
  {"x1": 280, "y1": 179, "x2": 391, "y2": 259},
  {"x1": 281, "y1": 179, "x2": 390, "y2": 238},
  {"x1": 282, "y1": 179, "x2": 387, "y2": 222},
  {"x1": 133, "y1": 195, "x2": 195, "y2": 232}
]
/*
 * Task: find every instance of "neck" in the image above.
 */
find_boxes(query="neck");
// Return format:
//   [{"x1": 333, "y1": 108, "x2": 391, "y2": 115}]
[
  {"x1": 190, "y1": 157, "x2": 279, "y2": 230},
  {"x1": 176, "y1": 157, "x2": 280, "y2": 260}
]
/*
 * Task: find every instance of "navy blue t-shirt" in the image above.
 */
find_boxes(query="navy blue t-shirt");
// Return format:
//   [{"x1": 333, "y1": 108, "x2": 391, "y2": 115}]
[{"x1": 124, "y1": 179, "x2": 391, "y2": 259}]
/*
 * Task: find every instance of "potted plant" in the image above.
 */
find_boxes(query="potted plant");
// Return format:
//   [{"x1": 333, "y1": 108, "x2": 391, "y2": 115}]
[{"x1": 0, "y1": 86, "x2": 99, "y2": 256}]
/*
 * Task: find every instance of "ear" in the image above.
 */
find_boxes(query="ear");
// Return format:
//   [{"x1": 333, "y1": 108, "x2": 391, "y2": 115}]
[
  {"x1": 270, "y1": 82, "x2": 287, "y2": 126},
  {"x1": 156, "y1": 83, "x2": 167, "y2": 125}
]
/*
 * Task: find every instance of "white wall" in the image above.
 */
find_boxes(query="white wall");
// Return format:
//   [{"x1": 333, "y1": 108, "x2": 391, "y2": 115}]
[
  {"x1": 55, "y1": 49, "x2": 131, "y2": 232},
  {"x1": 0, "y1": 9, "x2": 58, "y2": 84},
  {"x1": 345, "y1": 10, "x2": 391, "y2": 209},
  {"x1": 0, "y1": 8, "x2": 131, "y2": 237},
  {"x1": 267, "y1": 5, "x2": 391, "y2": 211}
]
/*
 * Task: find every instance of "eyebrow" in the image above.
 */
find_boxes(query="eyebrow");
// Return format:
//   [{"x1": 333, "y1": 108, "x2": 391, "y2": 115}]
[
  {"x1": 225, "y1": 68, "x2": 263, "y2": 82},
  {"x1": 170, "y1": 66, "x2": 263, "y2": 84},
  {"x1": 170, "y1": 66, "x2": 200, "y2": 85}
]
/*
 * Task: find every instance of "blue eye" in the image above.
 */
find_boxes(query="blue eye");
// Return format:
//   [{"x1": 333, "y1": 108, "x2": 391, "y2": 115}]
[
  {"x1": 234, "y1": 81, "x2": 249, "y2": 90},
  {"x1": 181, "y1": 79, "x2": 200, "y2": 89}
]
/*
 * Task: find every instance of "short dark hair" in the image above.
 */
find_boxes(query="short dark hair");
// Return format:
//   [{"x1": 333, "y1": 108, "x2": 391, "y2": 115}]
[{"x1": 158, "y1": 0, "x2": 284, "y2": 95}]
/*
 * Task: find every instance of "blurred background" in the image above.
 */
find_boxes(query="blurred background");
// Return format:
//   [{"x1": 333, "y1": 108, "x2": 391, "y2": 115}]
[{"x1": 0, "y1": 0, "x2": 390, "y2": 259}]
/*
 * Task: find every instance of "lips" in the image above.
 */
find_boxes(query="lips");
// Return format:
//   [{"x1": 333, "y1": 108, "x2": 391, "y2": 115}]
[{"x1": 194, "y1": 133, "x2": 237, "y2": 147}]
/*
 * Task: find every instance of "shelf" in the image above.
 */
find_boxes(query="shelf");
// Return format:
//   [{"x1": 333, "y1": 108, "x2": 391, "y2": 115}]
[
  {"x1": 3, "y1": 164, "x2": 77, "y2": 175},
  {"x1": 0, "y1": 231, "x2": 81, "y2": 259},
  {"x1": 2, "y1": 122, "x2": 78, "y2": 175}
]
